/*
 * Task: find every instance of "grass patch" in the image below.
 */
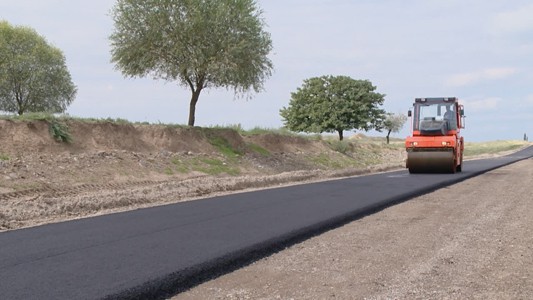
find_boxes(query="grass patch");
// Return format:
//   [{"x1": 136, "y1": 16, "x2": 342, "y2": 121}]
[
  {"x1": 208, "y1": 124, "x2": 245, "y2": 133},
  {"x1": 464, "y1": 140, "x2": 528, "y2": 157},
  {"x1": 208, "y1": 124, "x2": 297, "y2": 137},
  {"x1": 193, "y1": 158, "x2": 240, "y2": 175},
  {"x1": 310, "y1": 153, "x2": 360, "y2": 169},
  {"x1": 243, "y1": 126, "x2": 297, "y2": 136},
  {"x1": 208, "y1": 136, "x2": 242, "y2": 158},
  {"x1": 163, "y1": 167, "x2": 174, "y2": 175},
  {"x1": 0, "y1": 113, "x2": 72, "y2": 143},
  {"x1": 327, "y1": 140, "x2": 351, "y2": 154},
  {"x1": 247, "y1": 143, "x2": 270, "y2": 156},
  {"x1": 48, "y1": 120, "x2": 72, "y2": 143},
  {"x1": 171, "y1": 157, "x2": 190, "y2": 173},
  {"x1": 0, "y1": 112, "x2": 55, "y2": 121},
  {"x1": 0, "y1": 153, "x2": 9, "y2": 161},
  {"x1": 172, "y1": 156, "x2": 240, "y2": 175},
  {"x1": 12, "y1": 182, "x2": 45, "y2": 191}
]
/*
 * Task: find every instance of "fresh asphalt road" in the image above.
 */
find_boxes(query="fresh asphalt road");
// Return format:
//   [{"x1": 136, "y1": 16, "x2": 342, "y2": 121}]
[{"x1": 1, "y1": 146, "x2": 532, "y2": 300}]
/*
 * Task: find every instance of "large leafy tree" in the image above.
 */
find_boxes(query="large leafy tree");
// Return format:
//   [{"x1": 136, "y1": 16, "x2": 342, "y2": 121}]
[
  {"x1": 383, "y1": 112, "x2": 407, "y2": 144},
  {"x1": 0, "y1": 21, "x2": 77, "y2": 115},
  {"x1": 280, "y1": 76, "x2": 386, "y2": 140},
  {"x1": 110, "y1": 0, "x2": 273, "y2": 126}
]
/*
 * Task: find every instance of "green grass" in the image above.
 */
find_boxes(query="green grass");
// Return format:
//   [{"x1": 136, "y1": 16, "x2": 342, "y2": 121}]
[
  {"x1": 327, "y1": 140, "x2": 351, "y2": 154},
  {"x1": 247, "y1": 143, "x2": 270, "y2": 156},
  {"x1": 171, "y1": 156, "x2": 240, "y2": 175},
  {"x1": 48, "y1": 120, "x2": 72, "y2": 143},
  {"x1": 171, "y1": 157, "x2": 190, "y2": 173},
  {"x1": 0, "y1": 112, "x2": 56, "y2": 121},
  {"x1": 193, "y1": 158, "x2": 240, "y2": 175},
  {"x1": 163, "y1": 167, "x2": 174, "y2": 175},
  {"x1": 243, "y1": 126, "x2": 297, "y2": 136},
  {"x1": 0, "y1": 154, "x2": 9, "y2": 161},
  {"x1": 309, "y1": 153, "x2": 360, "y2": 169},
  {"x1": 208, "y1": 124, "x2": 297, "y2": 137},
  {"x1": 464, "y1": 140, "x2": 528, "y2": 157},
  {"x1": 207, "y1": 136, "x2": 242, "y2": 158},
  {"x1": 12, "y1": 182, "x2": 45, "y2": 191}
]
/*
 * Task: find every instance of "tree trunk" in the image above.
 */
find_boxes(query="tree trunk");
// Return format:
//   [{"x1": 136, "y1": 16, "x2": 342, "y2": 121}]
[
  {"x1": 338, "y1": 130, "x2": 344, "y2": 141},
  {"x1": 187, "y1": 88, "x2": 202, "y2": 126},
  {"x1": 386, "y1": 129, "x2": 391, "y2": 144}
]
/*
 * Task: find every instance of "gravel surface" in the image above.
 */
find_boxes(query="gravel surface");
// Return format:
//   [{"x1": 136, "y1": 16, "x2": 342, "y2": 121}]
[{"x1": 174, "y1": 158, "x2": 533, "y2": 299}]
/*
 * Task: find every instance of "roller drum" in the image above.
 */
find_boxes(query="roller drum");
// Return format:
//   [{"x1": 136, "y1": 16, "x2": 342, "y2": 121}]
[{"x1": 407, "y1": 150, "x2": 456, "y2": 173}]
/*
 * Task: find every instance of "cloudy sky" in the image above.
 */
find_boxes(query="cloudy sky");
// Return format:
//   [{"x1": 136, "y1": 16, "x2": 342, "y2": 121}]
[{"x1": 1, "y1": 0, "x2": 532, "y2": 141}]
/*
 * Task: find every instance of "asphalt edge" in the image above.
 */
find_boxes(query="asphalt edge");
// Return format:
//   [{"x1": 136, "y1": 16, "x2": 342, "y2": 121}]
[{"x1": 105, "y1": 147, "x2": 533, "y2": 300}]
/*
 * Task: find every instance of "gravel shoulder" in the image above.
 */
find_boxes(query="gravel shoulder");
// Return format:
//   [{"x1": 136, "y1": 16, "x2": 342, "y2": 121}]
[{"x1": 174, "y1": 158, "x2": 533, "y2": 299}]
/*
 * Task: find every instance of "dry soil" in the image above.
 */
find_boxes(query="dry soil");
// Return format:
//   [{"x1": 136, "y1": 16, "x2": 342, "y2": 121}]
[{"x1": 0, "y1": 120, "x2": 405, "y2": 231}]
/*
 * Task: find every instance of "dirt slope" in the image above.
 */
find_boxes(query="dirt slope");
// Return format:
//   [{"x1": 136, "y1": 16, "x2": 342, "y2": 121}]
[{"x1": 0, "y1": 119, "x2": 405, "y2": 230}]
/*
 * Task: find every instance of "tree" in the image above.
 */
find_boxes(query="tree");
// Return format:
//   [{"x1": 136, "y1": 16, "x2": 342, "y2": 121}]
[
  {"x1": 0, "y1": 21, "x2": 77, "y2": 115},
  {"x1": 383, "y1": 113, "x2": 407, "y2": 144},
  {"x1": 109, "y1": 0, "x2": 273, "y2": 126},
  {"x1": 280, "y1": 75, "x2": 386, "y2": 140}
]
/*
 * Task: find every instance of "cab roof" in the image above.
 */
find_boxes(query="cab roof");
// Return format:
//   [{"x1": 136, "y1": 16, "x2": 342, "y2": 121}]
[{"x1": 414, "y1": 97, "x2": 458, "y2": 104}]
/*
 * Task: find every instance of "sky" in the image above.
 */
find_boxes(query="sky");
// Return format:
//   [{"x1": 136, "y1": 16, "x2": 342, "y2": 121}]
[{"x1": 1, "y1": 0, "x2": 532, "y2": 142}]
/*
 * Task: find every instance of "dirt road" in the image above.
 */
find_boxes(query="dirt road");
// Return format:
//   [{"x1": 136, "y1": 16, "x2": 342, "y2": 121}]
[{"x1": 174, "y1": 158, "x2": 533, "y2": 299}]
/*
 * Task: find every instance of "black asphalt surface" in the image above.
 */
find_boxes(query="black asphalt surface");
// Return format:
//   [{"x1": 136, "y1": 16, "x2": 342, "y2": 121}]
[{"x1": 1, "y1": 146, "x2": 532, "y2": 299}]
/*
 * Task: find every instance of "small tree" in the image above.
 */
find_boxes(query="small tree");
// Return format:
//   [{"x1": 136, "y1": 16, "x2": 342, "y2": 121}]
[
  {"x1": 383, "y1": 113, "x2": 407, "y2": 144},
  {"x1": 110, "y1": 0, "x2": 273, "y2": 126},
  {"x1": 280, "y1": 75, "x2": 386, "y2": 140},
  {"x1": 0, "y1": 21, "x2": 77, "y2": 115}
]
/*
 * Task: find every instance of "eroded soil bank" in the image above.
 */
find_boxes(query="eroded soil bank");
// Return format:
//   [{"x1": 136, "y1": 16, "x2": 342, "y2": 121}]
[{"x1": 0, "y1": 119, "x2": 405, "y2": 230}]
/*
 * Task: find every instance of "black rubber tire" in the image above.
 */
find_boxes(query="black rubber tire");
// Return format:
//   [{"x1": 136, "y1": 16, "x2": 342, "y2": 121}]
[{"x1": 457, "y1": 154, "x2": 463, "y2": 172}]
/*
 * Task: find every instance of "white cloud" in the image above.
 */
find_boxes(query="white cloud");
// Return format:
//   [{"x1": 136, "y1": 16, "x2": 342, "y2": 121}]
[
  {"x1": 524, "y1": 94, "x2": 533, "y2": 106},
  {"x1": 492, "y1": 4, "x2": 533, "y2": 34},
  {"x1": 446, "y1": 68, "x2": 517, "y2": 87},
  {"x1": 462, "y1": 97, "x2": 502, "y2": 112}
]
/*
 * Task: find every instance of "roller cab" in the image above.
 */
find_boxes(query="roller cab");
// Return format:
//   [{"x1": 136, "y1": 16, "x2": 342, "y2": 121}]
[{"x1": 405, "y1": 97, "x2": 465, "y2": 173}]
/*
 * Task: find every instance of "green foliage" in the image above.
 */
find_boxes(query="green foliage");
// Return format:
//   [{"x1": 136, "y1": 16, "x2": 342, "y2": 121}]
[
  {"x1": 171, "y1": 155, "x2": 239, "y2": 175},
  {"x1": 0, "y1": 21, "x2": 77, "y2": 115},
  {"x1": 209, "y1": 124, "x2": 298, "y2": 137},
  {"x1": 1, "y1": 112, "x2": 55, "y2": 121},
  {"x1": 208, "y1": 124, "x2": 245, "y2": 134},
  {"x1": 309, "y1": 153, "x2": 357, "y2": 169},
  {"x1": 48, "y1": 120, "x2": 72, "y2": 143},
  {"x1": 198, "y1": 158, "x2": 240, "y2": 175},
  {"x1": 0, "y1": 112, "x2": 72, "y2": 143},
  {"x1": 383, "y1": 113, "x2": 407, "y2": 144},
  {"x1": 328, "y1": 140, "x2": 351, "y2": 154},
  {"x1": 103, "y1": 117, "x2": 131, "y2": 125},
  {"x1": 109, "y1": 0, "x2": 273, "y2": 126},
  {"x1": 247, "y1": 143, "x2": 270, "y2": 156},
  {"x1": 244, "y1": 126, "x2": 297, "y2": 136},
  {"x1": 163, "y1": 167, "x2": 174, "y2": 175},
  {"x1": 0, "y1": 153, "x2": 9, "y2": 161},
  {"x1": 280, "y1": 75, "x2": 386, "y2": 141},
  {"x1": 171, "y1": 157, "x2": 190, "y2": 173},
  {"x1": 383, "y1": 113, "x2": 407, "y2": 133},
  {"x1": 208, "y1": 136, "x2": 242, "y2": 158}
]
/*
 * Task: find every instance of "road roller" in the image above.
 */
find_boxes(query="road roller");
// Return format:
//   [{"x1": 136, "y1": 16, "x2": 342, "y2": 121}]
[{"x1": 405, "y1": 97, "x2": 465, "y2": 173}]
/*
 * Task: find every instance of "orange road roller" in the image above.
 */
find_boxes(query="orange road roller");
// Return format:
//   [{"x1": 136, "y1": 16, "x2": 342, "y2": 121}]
[{"x1": 405, "y1": 97, "x2": 465, "y2": 173}]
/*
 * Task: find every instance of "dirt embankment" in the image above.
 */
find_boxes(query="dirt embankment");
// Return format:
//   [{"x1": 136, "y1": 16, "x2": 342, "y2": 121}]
[{"x1": 0, "y1": 119, "x2": 406, "y2": 231}]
